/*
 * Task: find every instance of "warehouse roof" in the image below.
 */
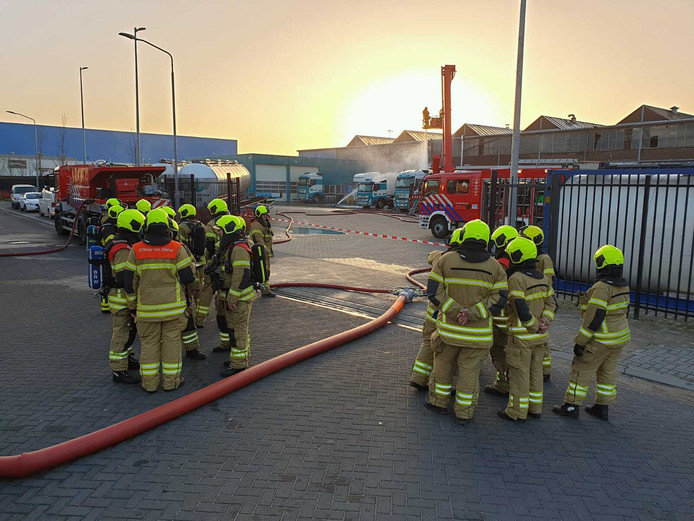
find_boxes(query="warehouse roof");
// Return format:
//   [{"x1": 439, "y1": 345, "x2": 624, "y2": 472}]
[
  {"x1": 346, "y1": 135, "x2": 395, "y2": 147},
  {"x1": 618, "y1": 104, "x2": 694, "y2": 124},
  {"x1": 453, "y1": 124, "x2": 513, "y2": 138},
  {"x1": 524, "y1": 115, "x2": 604, "y2": 132},
  {"x1": 393, "y1": 130, "x2": 442, "y2": 143}
]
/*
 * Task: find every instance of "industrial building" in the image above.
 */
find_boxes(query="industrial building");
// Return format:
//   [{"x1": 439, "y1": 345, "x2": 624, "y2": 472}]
[
  {"x1": 0, "y1": 121, "x2": 237, "y2": 176},
  {"x1": 299, "y1": 104, "x2": 694, "y2": 168}
]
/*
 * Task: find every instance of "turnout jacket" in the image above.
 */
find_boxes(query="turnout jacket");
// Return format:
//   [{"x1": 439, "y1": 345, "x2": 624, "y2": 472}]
[
  {"x1": 221, "y1": 241, "x2": 258, "y2": 306},
  {"x1": 124, "y1": 234, "x2": 195, "y2": 322},
  {"x1": 536, "y1": 253, "x2": 555, "y2": 279},
  {"x1": 427, "y1": 246, "x2": 508, "y2": 348},
  {"x1": 204, "y1": 214, "x2": 226, "y2": 262},
  {"x1": 424, "y1": 250, "x2": 445, "y2": 326},
  {"x1": 575, "y1": 278, "x2": 630, "y2": 348},
  {"x1": 506, "y1": 266, "x2": 557, "y2": 347},
  {"x1": 249, "y1": 218, "x2": 274, "y2": 257},
  {"x1": 106, "y1": 233, "x2": 138, "y2": 312}
]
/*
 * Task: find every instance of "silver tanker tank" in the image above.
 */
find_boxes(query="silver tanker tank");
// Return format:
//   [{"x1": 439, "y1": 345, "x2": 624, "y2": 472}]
[{"x1": 159, "y1": 160, "x2": 251, "y2": 208}]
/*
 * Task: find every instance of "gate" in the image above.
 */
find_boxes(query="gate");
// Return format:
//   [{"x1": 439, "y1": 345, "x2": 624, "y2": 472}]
[
  {"x1": 545, "y1": 168, "x2": 694, "y2": 320},
  {"x1": 482, "y1": 170, "x2": 547, "y2": 229}
]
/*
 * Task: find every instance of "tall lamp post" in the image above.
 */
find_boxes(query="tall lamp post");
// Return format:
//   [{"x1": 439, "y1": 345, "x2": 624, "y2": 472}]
[
  {"x1": 118, "y1": 32, "x2": 179, "y2": 208},
  {"x1": 507, "y1": 0, "x2": 527, "y2": 226},
  {"x1": 6, "y1": 110, "x2": 40, "y2": 188},
  {"x1": 79, "y1": 66, "x2": 88, "y2": 163},
  {"x1": 119, "y1": 27, "x2": 146, "y2": 166}
]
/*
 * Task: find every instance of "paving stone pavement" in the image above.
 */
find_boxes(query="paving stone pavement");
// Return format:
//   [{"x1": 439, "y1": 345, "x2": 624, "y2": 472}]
[{"x1": 1, "y1": 205, "x2": 693, "y2": 521}]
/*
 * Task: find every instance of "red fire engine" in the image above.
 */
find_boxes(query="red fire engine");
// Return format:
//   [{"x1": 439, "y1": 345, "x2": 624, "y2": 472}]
[{"x1": 53, "y1": 162, "x2": 168, "y2": 243}]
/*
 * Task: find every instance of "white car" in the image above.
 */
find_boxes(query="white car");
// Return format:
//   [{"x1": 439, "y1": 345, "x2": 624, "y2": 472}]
[
  {"x1": 10, "y1": 184, "x2": 37, "y2": 209},
  {"x1": 20, "y1": 192, "x2": 41, "y2": 212}
]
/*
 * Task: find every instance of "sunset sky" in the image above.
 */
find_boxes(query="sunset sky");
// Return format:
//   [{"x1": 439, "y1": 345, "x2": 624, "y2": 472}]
[{"x1": 1, "y1": 0, "x2": 693, "y2": 155}]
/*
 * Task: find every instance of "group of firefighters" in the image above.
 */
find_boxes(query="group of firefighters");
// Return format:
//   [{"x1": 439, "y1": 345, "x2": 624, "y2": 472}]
[
  {"x1": 99, "y1": 197, "x2": 275, "y2": 392},
  {"x1": 410, "y1": 220, "x2": 630, "y2": 424}
]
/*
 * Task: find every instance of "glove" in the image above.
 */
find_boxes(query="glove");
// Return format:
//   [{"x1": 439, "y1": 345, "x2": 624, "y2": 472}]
[
  {"x1": 457, "y1": 309, "x2": 470, "y2": 326},
  {"x1": 538, "y1": 318, "x2": 549, "y2": 334},
  {"x1": 573, "y1": 343, "x2": 585, "y2": 357}
]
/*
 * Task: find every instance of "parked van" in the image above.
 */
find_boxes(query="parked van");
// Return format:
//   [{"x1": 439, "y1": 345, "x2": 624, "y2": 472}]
[{"x1": 10, "y1": 184, "x2": 37, "y2": 209}]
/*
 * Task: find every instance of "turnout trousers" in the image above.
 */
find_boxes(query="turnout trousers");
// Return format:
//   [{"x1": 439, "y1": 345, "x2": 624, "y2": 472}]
[
  {"x1": 428, "y1": 335, "x2": 490, "y2": 420},
  {"x1": 195, "y1": 273, "x2": 214, "y2": 327},
  {"x1": 181, "y1": 309, "x2": 200, "y2": 352},
  {"x1": 543, "y1": 341, "x2": 552, "y2": 376},
  {"x1": 226, "y1": 301, "x2": 253, "y2": 369},
  {"x1": 409, "y1": 319, "x2": 437, "y2": 388},
  {"x1": 109, "y1": 308, "x2": 136, "y2": 371},
  {"x1": 136, "y1": 315, "x2": 184, "y2": 392},
  {"x1": 504, "y1": 338, "x2": 545, "y2": 420},
  {"x1": 564, "y1": 342, "x2": 623, "y2": 406},
  {"x1": 489, "y1": 329, "x2": 509, "y2": 393}
]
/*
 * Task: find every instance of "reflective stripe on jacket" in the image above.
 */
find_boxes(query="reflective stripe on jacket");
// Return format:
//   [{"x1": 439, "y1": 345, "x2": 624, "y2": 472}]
[
  {"x1": 506, "y1": 272, "x2": 556, "y2": 347},
  {"x1": 575, "y1": 281, "x2": 630, "y2": 348}
]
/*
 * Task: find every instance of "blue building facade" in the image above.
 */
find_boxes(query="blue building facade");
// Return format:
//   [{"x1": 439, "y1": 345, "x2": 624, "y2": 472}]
[{"x1": 0, "y1": 121, "x2": 237, "y2": 164}]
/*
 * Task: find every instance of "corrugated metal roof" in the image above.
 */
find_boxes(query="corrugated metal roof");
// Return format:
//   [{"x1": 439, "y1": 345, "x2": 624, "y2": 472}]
[
  {"x1": 394, "y1": 130, "x2": 442, "y2": 143},
  {"x1": 643, "y1": 105, "x2": 694, "y2": 121},
  {"x1": 347, "y1": 135, "x2": 395, "y2": 147},
  {"x1": 535, "y1": 116, "x2": 604, "y2": 131}
]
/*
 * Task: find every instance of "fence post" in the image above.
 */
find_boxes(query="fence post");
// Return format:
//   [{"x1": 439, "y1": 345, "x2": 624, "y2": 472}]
[
  {"x1": 190, "y1": 174, "x2": 196, "y2": 208},
  {"x1": 488, "y1": 170, "x2": 498, "y2": 226},
  {"x1": 633, "y1": 175, "x2": 651, "y2": 319},
  {"x1": 234, "y1": 178, "x2": 241, "y2": 215},
  {"x1": 226, "y1": 172, "x2": 231, "y2": 207},
  {"x1": 546, "y1": 171, "x2": 562, "y2": 266}
]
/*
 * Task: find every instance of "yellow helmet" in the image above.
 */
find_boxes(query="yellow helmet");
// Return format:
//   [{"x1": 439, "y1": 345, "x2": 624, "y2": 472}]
[
  {"x1": 254, "y1": 205, "x2": 269, "y2": 218},
  {"x1": 105, "y1": 198, "x2": 121, "y2": 209},
  {"x1": 491, "y1": 225, "x2": 519, "y2": 249},
  {"x1": 117, "y1": 209, "x2": 145, "y2": 234},
  {"x1": 108, "y1": 204, "x2": 124, "y2": 219},
  {"x1": 593, "y1": 244, "x2": 624, "y2": 269},
  {"x1": 161, "y1": 205, "x2": 177, "y2": 218},
  {"x1": 145, "y1": 208, "x2": 170, "y2": 230},
  {"x1": 217, "y1": 215, "x2": 244, "y2": 235},
  {"x1": 179, "y1": 203, "x2": 196, "y2": 219},
  {"x1": 520, "y1": 225, "x2": 544, "y2": 246},
  {"x1": 448, "y1": 227, "x2": 465, "y2": 247},
  {"x1": 168, "y1": 218, "x2": 179, "y2": 235},
  {"x1": 506, "y1": 237, "x2": 537, "y2": 264},
  {"x1": 208, "y1": 198, "x2": 228, "y2": 215},
  {"x1": 136, "y1": 199, "x2": 152, "y2": 214},
  {"x1": 461, "y1": 219, "x2": 490, "y2": 244}
]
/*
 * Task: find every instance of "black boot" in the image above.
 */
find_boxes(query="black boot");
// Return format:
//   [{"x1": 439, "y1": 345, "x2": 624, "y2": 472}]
[
  {"x1": 424, "y1": 399, "x2": 448, "y2": 415},
  {"x1": 186, "y1": 349, "x2": 207, "y2": 360},
  {"x1": 543, "y1": 374, "x2": 550, "y2": 382},
  {"x1": 113, "y1": 370, "x2": 139, "y2": 384},
  {"x1": 585, "y1": 404, "x2": 609, "y2": 421},
  {"x1": 552, "y1": 403, "x2": 579, "y2": 419},
  {"x1": 409, "y1": 381, "x2": 428, "y2": 391},
  {"x1": 212, "y1": 345, "x2": 231, "y2": 353},
  {"x1": 127, "y1": 354, "x2": 140, "y2": 370},
  {"x1": 220, "y1": 366, "x2": 247, "y2": 378},
  {"x1": 484, "y1": 384, "x2": 508, "y2": 397}
]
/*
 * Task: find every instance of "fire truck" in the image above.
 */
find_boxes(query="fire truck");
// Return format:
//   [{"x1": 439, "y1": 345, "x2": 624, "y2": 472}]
[
  {"x1": 53, "y1": 162, "x2": 169, "y2": 243},
  {"x1": 418, "y1": 168, "x2": 549, "y2": 238}
]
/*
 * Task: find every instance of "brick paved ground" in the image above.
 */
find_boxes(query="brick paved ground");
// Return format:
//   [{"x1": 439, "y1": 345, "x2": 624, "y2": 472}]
[{"x1": 1, "y1": 204, "x2": 693, "y2": 521}]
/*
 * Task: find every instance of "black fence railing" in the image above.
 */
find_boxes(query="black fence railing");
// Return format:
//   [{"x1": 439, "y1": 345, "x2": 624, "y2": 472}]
[
  {"x1": 546, "y1": 168, "x2": 694, "y2": 320},
  {"x1": 482, "y1": 171, "x2": 547, "y2": 229}
]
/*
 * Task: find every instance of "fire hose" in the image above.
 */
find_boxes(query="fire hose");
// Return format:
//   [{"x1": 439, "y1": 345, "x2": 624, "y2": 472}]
[
  {"x1": 0, "y1": 204, "x2": 85, "y2": 258},
  {"x1": 0, "y1": 283, "x2": 417, "y2": 478}
]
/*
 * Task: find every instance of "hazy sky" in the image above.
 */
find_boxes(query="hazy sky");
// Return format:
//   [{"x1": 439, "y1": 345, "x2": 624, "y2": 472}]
[{"x1": 1, "y1": 0, "x2": 693, "y2": 155}]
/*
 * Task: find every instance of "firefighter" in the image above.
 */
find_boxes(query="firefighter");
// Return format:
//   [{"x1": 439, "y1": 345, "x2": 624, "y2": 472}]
[
  {"x1": 99, "y1": 204, "x2": 124, "y2": 313},
  {"x1": 217, "y1": 215, "x2": 258, "y2": 378},
  {"x1": 168, "y1": 218, "x2": 206, "y2": 361},
  {"x1": 101, "y1": 198, "x2": 121, "y2": 225},
  {"x1": 484, "y1": 224, "x2": 518, "y2": 396},
  {"x1": 520, "y1": 225, "x2": 556, "y2": 381},
  {"x1": 498, "y1": 237, "x2": 557, "y2": 422},
  {"x1": 249, "y1": 205, "x2": 275, "y2": 297},
  {"x1": 124, "y1": 209, "x2": 196, "y2": 392},
  {"x1": 198, "y1": 199, "x2": 231, "y2": 353},
  {"x1": 161, "y1": 205, "x2": 177, "y2": 221},
  {"x1": 107, "y1": 209, "x2": 145, "y2": 384},
  {"x1": 553, "y1": 245, "x2": 630, "y2": 421},
  {"x1": 178, "y1": 204, "x2": 206, "y2": 311},
  {"x1": 136, "y1": 199, "x2": 152, "y2": 215},
  {"x1": 408, "y1": 248, "x2": 447, "y2": 390},
  {"x1": 425, "y1": 220, "x2": 508, "y2": 425}
]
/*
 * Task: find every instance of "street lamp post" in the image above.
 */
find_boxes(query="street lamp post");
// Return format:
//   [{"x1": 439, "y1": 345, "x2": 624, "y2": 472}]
[
  {"x1": 119, "y1": 27, "x2": 146, "y2": 166},
  {"x1": 508, "y1": 0, "x2": 527, "y2": 226},
  {"x1": 118, "y1": 32, "x2": 179, "y2": 208},
  {"x1": 6, "y1": 110, "x2": 39, "y2": 188},
  {"x1": 79, "y1": 66, "x2": 88, "y2": 163}
]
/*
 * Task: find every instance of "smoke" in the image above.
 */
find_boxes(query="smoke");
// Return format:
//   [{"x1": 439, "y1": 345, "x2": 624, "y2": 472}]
[{"x1": 337, "y1": 141, "x2": 429, "y2": 173}]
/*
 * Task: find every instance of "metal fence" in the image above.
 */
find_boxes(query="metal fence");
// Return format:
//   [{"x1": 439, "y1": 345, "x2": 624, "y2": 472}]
[
  {"x1": 545, "y1": 168, "x2": 694, "y2": 320},
  {"x1": 482, "y1": 171, "x2": 547, "y2": 229}
]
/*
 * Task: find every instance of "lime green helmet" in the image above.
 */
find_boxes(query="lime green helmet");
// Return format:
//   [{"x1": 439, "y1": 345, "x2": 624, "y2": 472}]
[
  {"x1": 161, "y1": 205, "x2": 177, "y2": 218},
  {"x1": 117, "y1": 209, "x2": 145, "y2": 234},
  {"x1": 594, "y1": 244, "x2": 624, "y2": 269},
  {"x1": 520, "y1": 225, "x2": 544, "y2": 246},
  {"x1": 168, "y1": 218, "x2": 179, "y2": 236},
  {"x1": 179, "y1": 203, "x2": 196, "y2": 219},
  {"x1": 254, "y1": 205, "x2": 269, "y2": 218},
  {"x1": 462, "y1": 219, "x2": 490, "y2": 244},
  {"x1": 108, "y1": 204, "x2": 124, "y2": 220},
  {"x1": 506, "y1": 237, "x2": 537, "y2": 264},
  {"x1": 208, "y1": 198, "x2": 228, "y2": 215},
  {"x1": 105, "y1": 198, "x2": 121, "y2": 209},
  {"x1": 145, "y1": 208, "x2": 170, "y2": 230},
  {"x1": 136, "y1": 199, "x2": 152, "y2": 214},
  {"x1": 491, "y1": 225, "x2": 519, "y2": 249},
  {"x1": 217, "y1": 215, "x2": 245, "y2": 235}
]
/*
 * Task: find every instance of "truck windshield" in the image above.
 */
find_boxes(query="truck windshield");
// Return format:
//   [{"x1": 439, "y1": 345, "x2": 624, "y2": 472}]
[
  {"x1": 358, "y1": 183, "x2": 373, "y2": 192},
  {"x1": 422, "y1": 180, "x2": 439, "y2": 197},
  {"x1": 395, "y1": 178, "x2": 413, "y2": 189},
  {"x1": 298, "y1": 178, "x2": 309, "y2": 186}
]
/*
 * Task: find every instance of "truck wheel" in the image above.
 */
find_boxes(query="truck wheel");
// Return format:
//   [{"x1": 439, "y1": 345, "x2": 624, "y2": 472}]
[
  {"x1": 314, "y1": 195, "x2": 324, "y2": 204},
  {"x1": 55, "y1": 212, "x2": 69, "y2": 236},
  {"x1": 430, "y1": 216, "x2": 448, "y2": 239},
  {"x1": 375, "y1": 199, "x2": 385, "y2": 210}
]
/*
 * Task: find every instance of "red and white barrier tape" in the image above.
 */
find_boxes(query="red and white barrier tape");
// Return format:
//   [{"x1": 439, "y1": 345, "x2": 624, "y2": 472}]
[{"x1": 271, "y1": 217, "x2": 446, "y2": 247}]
